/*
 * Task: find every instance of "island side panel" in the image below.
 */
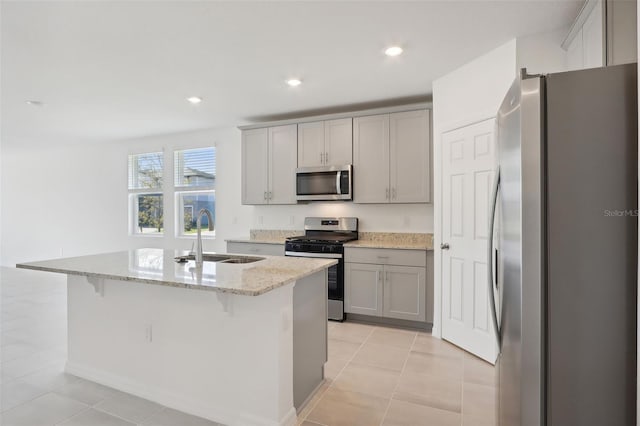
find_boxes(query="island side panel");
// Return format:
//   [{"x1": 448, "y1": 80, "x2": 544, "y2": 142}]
[
  {"x1": 66, "y1": 275, "x2": 296, "y2": 426},
  {"x1": 292, "y1": 269, "x2": 328, "y2": 410}
]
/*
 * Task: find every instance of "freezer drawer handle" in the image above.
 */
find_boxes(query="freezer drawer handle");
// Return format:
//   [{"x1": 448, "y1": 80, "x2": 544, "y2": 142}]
[
  {"x1": 440, "y1": 243, "x2": 450, "y2": 250},
  {"x1": 488, "y1": 167, "x2": 501, "y2": 346}
]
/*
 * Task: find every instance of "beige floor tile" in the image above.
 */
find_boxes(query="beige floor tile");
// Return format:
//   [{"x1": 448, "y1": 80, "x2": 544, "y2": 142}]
[
  {"x1": 306, "y1": 387, "x2": 389, "y2": 426},
  {"x1": 350, "y1": 342, "x2": 410, "y2": 372},
  {"x1": 332, "y1": 363, "x2": 400, "y2": 399},
  {"x1": 327, "y1": 338, "x2": 361, "y2": 360},
  {"x1": 323, "y1": 355, "x2": 349, "y2": 381},
  {"x1": 462, "y1": 414, "x2": 496, "y2": 426},
  {"x1": 94, "y1": 392, "x2": 164, "y2": 424},
  {"x1": 404, "y1": 351, "x2": 463, "y2": 381},
  {"x1": 0, "y1": 392, "x2": 87, "y2": 426},
  {"x1": 141, "y1": 407, "x2": 222, "y2": 426},
  {"x1": 394, "y1": 371, "x2": 462, "y2": 413},
  {"x1": 327, "y1": 322, "x2": 374, "y2": 344},
  {"x1": 462, "y1": 382, "x2": 496, "y2": 421},
  {"x1": 412, "y1": 334, "x2": 465, "y2": 359},
  {"x1": 366, "y1": 327, "x2": 417, "y2": 349},
  {"x1": 463, "y1": 353, "x2": 497, "y2": 387},
  {"x1": 298, "y1": 380, "x2": 331, "y2": 420},
  {"x1": 1, "y1": 379, "x2": 49, "y2": 412},
  {"x1": 58, "y1": 408, "x2": 136, "y2": 426},
  {"x1": 382, "y1": 398, "x2": 462, "y2": 426}
]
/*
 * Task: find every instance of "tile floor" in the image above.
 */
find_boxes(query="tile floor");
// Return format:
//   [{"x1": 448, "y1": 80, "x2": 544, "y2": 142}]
[{"x1": 1, "y1": 267, "x2": 497, "y2": 426}]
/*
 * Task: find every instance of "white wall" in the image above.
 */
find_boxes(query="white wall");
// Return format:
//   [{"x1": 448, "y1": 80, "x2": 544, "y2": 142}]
[
  {"x1": 0, "y1": 127, "x2": 250, "y2": 266},
  {"x1": 1, "y1": 125, "x2": 434, "y2": 267}
]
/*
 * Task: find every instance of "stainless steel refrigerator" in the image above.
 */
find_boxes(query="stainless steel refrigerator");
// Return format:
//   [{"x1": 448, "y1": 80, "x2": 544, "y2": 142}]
[{"x1": 490, "y1": 63, "x2": 637, "y2": 426}]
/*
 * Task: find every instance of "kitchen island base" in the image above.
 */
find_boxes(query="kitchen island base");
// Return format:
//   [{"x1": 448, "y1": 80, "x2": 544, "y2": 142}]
[{"x1": 64, "y1": 270, "x2": 328, "y2": 426}]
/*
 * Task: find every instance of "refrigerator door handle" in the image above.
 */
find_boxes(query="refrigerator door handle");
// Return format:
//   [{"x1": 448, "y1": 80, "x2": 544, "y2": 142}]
[{"x1": 488, "y1": 167, "x2": 501, "y2": 346}]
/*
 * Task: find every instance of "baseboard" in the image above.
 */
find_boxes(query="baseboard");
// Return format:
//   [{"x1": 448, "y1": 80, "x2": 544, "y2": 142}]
[
  {"x1": 345, "y1": 313, "x2": 433, "y2": 331},
  {"x1": 65, "y1": 361, "x2": 297, "y2": 426}
]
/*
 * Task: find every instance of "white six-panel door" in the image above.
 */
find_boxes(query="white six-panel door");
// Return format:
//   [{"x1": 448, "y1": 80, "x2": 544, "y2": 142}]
[{"x1": 441, "y1": 118, "x2": 498, "y2": 364}]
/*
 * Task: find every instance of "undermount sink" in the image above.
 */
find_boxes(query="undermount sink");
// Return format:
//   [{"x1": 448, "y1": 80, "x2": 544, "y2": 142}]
[{"x1": 174, "y1": 254, "x2": 264, "y2": 264}]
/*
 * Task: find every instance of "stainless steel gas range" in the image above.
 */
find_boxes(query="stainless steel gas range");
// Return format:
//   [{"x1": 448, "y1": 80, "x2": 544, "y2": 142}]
[{"x1": 284, "y1": 217, "x2": 358, "y2": 321}]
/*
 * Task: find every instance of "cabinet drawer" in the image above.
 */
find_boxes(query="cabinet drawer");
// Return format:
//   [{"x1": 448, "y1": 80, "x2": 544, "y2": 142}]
[
  {"x1": 227, "y1": 242, "x2": 284, "y2": 256},
  {"x1": 345, "y1": 247, "x2": 426, "y2": 267}
]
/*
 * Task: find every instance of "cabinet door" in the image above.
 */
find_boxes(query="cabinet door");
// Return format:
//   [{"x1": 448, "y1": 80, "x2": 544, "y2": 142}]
[
  {"x1": 345, "y1": 263, "x2": 383, "y2": 316},
  {"x1": 324, "y1": 118, "x2": 353, "y2": 166},
  {"x1": 268, "y1": 124, "x2": 298, "y2": 204},
  {"x1": 390, "y1": 110, "x2": 431, "y2": 203},
  {"x1": 383, "y1": 265, "x2": 426, "y2": 322},
  {"x1": 353, "y1": 114, "x2": 390, "y2": 203},
  {"x1": 583, "y1": 1, "x2": 604, "y2": 69},
  {"x1": 241, "y1": 128, "x2": 269, "y2": 205},
  {"x1": 298, "y1": 121, "x2": 325, "y2": 167},
  {"x1": 567, "y1": 28, "x2": 584, "y2": 71}
]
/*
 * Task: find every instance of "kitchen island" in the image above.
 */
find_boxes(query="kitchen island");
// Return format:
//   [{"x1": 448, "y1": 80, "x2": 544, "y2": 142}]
[{"x1": 17, "y1": 249, "x2": 336, "y2": 426}]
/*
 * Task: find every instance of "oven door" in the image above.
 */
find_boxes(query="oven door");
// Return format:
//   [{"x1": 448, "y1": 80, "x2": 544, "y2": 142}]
[{"x1": 296, "y1": 165, "x2": 352, "y2": 201}]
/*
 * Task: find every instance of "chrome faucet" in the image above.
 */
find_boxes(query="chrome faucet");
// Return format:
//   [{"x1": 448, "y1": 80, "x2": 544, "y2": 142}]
[{"x1": 195, "y1": 208, "x2": 214, "y2": 267}]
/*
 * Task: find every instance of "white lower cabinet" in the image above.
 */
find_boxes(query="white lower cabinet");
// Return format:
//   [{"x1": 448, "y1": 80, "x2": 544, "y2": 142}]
[
  {"x1": 345, "y1": 263, "x2": 384, "y2": 316},
  {"x1": 383, "y1": 265, "x2": 426, "y2": 322},
  {"x1": 345, "y1": 247, "x2": 429, "y2": 323}
]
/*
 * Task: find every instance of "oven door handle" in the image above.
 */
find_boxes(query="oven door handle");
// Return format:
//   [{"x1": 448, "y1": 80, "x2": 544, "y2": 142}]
[{"x1": 285, "y1": 251, "x2": 343, "y2": 259}]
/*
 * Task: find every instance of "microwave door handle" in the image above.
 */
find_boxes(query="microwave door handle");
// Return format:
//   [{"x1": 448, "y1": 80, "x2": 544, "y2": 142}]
[{"x1": 336, "y1": 171, "x2": 342, "y2": 195}]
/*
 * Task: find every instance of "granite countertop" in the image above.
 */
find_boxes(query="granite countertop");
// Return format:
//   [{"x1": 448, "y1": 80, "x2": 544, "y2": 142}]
[
  {"x1": 16, "y1": 249, "x2": 337, "y2": 296},
  {"x1": 227, "y1": 230, "x2": 434, "y2": 251}
]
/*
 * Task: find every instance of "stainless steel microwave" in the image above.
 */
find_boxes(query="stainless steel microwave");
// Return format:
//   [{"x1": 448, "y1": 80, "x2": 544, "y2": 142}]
[{"x1": 296, "y1": 165, "x2": 352, "y2": 201}]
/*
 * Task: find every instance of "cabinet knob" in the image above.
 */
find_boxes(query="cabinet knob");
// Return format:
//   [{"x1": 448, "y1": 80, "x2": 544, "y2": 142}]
[{"x1": 440, "y1": 243, "x2": 450, "y2": 250}]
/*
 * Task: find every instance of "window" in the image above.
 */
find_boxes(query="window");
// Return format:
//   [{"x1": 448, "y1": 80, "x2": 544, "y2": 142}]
[
  {"x1": 174, "y1": 147, "x2": 215, "y2": 237},
  {"x1": 128, "y1": 152, "x2": 164, "y2": 235}
]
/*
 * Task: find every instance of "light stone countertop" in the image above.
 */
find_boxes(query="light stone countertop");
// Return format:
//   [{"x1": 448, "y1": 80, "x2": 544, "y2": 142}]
[
  {"x1": 16, "y1": 248, "x2": 337, "y2": 296},
  {"x1": 226, "y1": 230, "x2": 434, "y2": 251}
]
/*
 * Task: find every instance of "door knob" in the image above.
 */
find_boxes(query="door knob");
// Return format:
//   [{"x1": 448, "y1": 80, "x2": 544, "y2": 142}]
[{"x1": 440, "y1": 243, "x2": 450, "y2": 250}]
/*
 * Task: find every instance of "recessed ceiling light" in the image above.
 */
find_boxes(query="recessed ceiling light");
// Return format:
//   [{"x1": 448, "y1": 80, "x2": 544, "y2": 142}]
[
  {"x1": 385, "y1": 46, "x2": 404, "y2": 57},
  {"x1": 187, "y1": 96, "x2": 202, "y2": 104},
  {"x1": 286, "y1": 79, "x2": 302, "y2": 87},
  {"x1": 25, "y1": 100, "x2": 44, "y2": 107}
]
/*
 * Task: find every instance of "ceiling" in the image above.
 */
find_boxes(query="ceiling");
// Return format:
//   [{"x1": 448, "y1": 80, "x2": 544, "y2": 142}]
[{"x1": 1, "y1": 1, "x2": 582, "y2": 148}]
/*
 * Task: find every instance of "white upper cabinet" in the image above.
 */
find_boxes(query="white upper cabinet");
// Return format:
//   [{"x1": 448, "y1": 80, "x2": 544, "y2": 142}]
[
  {"x1": 354, "y1": 110, "x2": 431, "y2": 204},
  {"x1": 297, "y1": 118, "x2": 352, "y2": 167},
  {"x1": 582, "y1": 2, "x2": 604, "y2": 69},
  {"x1": 390, "y1": 110, "x2": 431, "y2": 203},
  {"x1": 564, "y1": 0, "x2": 637, "y2": 70},
  {"x1": 324, "y1": 118, "x2": 353, "y2": 166},
  {"x1": 242, "y1": 128, "x2": 269, "y2": 205},
  {"x1": 241, "y1": 124, "x2": 297, "y2": 205},
  {"x1": 353, "y1": 114, "x2": 390, "y2": 203}
]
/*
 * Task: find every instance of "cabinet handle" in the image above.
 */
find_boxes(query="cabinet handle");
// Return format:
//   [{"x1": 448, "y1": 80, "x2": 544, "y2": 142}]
[
  {"x1": 392, "y1": 188, "x2": 397, "y2": 200},
  {"x1": 386, "y1": 271, "x2": 390, "y2": 282},
  {"x1": 385, "y1": 188, "x2": 389, "y2": 200},
  {"x1": 376, "y1": 271, "x2": 381, "y2": 282},
  {"x1": 264, "y1": 191, "x2": 267, "y2": 200},
  {"x1": 325, "y1": 152, "x2": 328, "y2": 163},
  {"x1": 269, "y1": 191, "x2": 273, "y2": 200},
  {"x1": 320, "y1": 152, "x2": 324, "y2": 164}
]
